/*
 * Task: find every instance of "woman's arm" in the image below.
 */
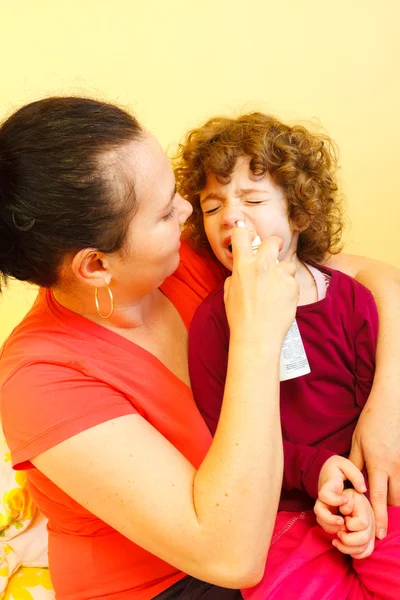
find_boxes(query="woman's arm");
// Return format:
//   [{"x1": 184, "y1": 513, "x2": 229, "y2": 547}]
[
  {"x1": 31, "y1": 233, "x2": 297, "y2": 588},
  {"x1": 328, "y1": 252, "x2": 400, "y2": 539}
]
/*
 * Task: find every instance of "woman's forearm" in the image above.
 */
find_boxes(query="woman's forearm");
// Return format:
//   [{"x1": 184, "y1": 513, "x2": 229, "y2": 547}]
[{"x1": 194, "y1": 339, "x2": 283, "y2": 584}]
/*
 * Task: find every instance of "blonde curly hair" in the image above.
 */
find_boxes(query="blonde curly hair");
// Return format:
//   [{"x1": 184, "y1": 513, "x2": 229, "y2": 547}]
[{"x1": 174, "y1": 112, "x2": 344, "y2": 263}]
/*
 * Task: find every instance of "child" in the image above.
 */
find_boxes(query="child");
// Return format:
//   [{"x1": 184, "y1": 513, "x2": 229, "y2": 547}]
[{"x1": 174, "y1": 113, "x2": 400, "y2": 599}]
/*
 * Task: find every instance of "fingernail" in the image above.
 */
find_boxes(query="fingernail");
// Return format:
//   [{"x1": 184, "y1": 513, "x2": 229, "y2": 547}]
[
  {"x1": 236, "y1": 220, "x2": 246, "y2": 228},
  {"x1": 377, "y1": 529, "x2": 386, "y2": 540}
]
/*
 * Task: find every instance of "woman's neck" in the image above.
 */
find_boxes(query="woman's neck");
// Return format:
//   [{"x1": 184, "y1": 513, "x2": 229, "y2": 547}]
[{"x1": 52, "y1": 285, "x2": 159, "y2": 330}]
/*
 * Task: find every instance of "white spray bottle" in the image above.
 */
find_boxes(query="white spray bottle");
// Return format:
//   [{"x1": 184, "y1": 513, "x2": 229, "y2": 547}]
[{"x1": 237, "y1": 221, "x2": 311, "y2": 382}]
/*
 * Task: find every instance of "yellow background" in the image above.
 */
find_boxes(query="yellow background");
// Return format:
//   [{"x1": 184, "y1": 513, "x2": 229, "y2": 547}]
[{"x1": 1, "y1": 0, "x2": 399, "y2": 342}]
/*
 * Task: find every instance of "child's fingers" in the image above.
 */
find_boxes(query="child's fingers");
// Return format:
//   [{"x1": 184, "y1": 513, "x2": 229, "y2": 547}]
[
  {"x1": 314, "y1": 500, "x2": 342, "y2": 523},
  {"x1": 319, "y1": 482, "x2": 349, "y2": 507},
  {"x1": 332, "y1": 537, "x2": 374, "y2": 559},
  {"x1": 339, "y1": 492, "x2": 355, "y2": 516},
  {"x1": 338, "y1": 460, "x2": 367, "y2": 494},
  {"x1": 337, "y1": 527, "x2": 373, "y2": 547},
  {"x1": 350, "y1": 539, "x2": 375, "y2": 560},
  {"x1": 314, "y1": 500, "x2": 344, "y2": 533},
  {"x1": 345, "y1": 515, "x2": 375, "y2": 535}
]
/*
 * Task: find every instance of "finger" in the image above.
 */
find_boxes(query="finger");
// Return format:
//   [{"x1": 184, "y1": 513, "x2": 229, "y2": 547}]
[
  {"x1": 314, "y1": 501, "x2": 344, "y2": 528},
  {"x1": 348, "y1": 441, "x2": 365, "y2": 472},
  {"x1": 332, "y1": 538, "x2": 371, "y2": 557},
  {"x1": 253, "y1": 235, "x2": 283, "y2": 265},
  {"x1": 223, "y1": 276, "x2": 231, "y2": 304},
  {"x1": 339, "y1": 492, "x2": 355, "y2": 516},
  {"x1": 319, "y1": 484, "x2": 348, "y2": 507},
  {"x1": 230, "y1": 225, "x2": 254, "y2": 260},
  {"x1": 344, "y1": 514, "x2": 374, "y2": 531},
  {"x1": 350, "y1": 539, "x2": 375, "y2": 560},
  {"x1": 338, "y1": 461, "x2": 367, "y2": 494},
  {"x1": 368, "y1": 468, "x2": 388, "y2": 539},
  {"x1": 277, "y1": 261, "x2": 296, "y2": 278},
  {"x1": 337, "y1": 527, "x2": 372, "y2": 547},
  {"x1": 316, "y1": 518, "x2": 345, "y2": 535}
]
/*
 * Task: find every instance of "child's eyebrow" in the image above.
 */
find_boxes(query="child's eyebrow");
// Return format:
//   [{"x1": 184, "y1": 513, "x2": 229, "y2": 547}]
[
  {"x1": 201, "y1": 188, "x2": 270, "y2": 204},
  {"x1": 200, "y1": 192, "x2": 225, "y2": 205}
]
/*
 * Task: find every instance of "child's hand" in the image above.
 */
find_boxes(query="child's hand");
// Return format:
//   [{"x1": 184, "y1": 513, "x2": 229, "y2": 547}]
[
  {"x1": 314, "y1": 456, "x2": 375, "y2": 559},
  {"x1": 314, "y1": 455, "x2": 367, "y2": 535},
  {"x1": 331, "y1": 488, "x2": 375, "y2": 559}
]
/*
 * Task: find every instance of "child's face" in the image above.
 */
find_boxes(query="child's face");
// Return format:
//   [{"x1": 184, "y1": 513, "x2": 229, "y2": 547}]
[{"x1": 199, "y1": 156, "x2": 300, "y2": 270}]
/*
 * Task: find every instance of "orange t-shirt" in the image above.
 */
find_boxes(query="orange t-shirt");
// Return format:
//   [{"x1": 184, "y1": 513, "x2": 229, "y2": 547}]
[{"x1": 0, "y1": 242, "x2": 225, "y2": 600}]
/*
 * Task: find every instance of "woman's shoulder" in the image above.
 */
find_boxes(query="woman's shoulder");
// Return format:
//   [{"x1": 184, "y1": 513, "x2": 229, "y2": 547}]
[
  {"x1": 160, "y1": 241, "x2": 228, "y2": 328},
  {"x1": 173, "y1": 240, "x2": 227, "y2": 295}
]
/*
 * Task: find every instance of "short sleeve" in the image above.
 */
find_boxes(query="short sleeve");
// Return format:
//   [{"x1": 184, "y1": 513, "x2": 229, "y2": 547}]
[
  {"x1": 1, "y1": 363, "x2": 136, "y2": 470},
  {"x1": 177, "y1": 242, "x2": 228, "y2": 297}
]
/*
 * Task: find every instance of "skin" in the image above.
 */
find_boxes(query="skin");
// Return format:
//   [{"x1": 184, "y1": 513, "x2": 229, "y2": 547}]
[
  {"x1": 315, "y1": 455, "x2": 375, "y2": 559},
  {"x1": 200, "y1": 157, "x2": 318, "y2": 306},
  {"x1": 32, "y1": 133, "x2": 299, "y2": 588},
  {"x1": 327, "y1": 255, "x2": 400, "y2": 539},
  {"x1": 200, "y1": 155, "x2": 400, "y2": 539}
]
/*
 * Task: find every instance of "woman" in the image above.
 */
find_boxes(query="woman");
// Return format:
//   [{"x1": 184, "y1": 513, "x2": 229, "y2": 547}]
[{"x1": 0, "y1": 97, "x2": 398, "y2": 600}]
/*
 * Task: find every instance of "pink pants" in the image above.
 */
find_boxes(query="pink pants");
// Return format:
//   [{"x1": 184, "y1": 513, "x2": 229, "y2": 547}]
[{"x1": 242, "y1": 507, "x2": 400, "y2": 600}]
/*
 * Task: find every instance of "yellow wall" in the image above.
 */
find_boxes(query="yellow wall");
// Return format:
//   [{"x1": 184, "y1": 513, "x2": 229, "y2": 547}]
[{"x1": 1, "y1": 0, "x2": 399, "y2": 342}]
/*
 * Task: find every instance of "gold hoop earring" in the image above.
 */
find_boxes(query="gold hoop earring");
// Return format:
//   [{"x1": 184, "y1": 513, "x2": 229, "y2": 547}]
[{"x1": 95, "y1": 284, "x2": 114, "y2": 319}]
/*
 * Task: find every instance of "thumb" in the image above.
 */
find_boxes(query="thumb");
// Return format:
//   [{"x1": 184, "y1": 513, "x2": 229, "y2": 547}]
[{"x1": 223, "y1": 276, "x2": 231, "y2": 304}]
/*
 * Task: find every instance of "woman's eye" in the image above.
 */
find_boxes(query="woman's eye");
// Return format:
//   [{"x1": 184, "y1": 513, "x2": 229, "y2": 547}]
[{"x1": 163, "y1": 206, "x2": 176, "y2": 221}]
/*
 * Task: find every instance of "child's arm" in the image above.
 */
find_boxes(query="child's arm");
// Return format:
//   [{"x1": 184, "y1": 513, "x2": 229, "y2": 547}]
[
  {"x1": 189, "y1": 290, "x2": 364, "y2": 500},
  {"x1": 327, "y1": 253, "x2": 400, "y2": 539},
  {"x1": 314, "y1": 455, "x2": 375, "y2": 559}
]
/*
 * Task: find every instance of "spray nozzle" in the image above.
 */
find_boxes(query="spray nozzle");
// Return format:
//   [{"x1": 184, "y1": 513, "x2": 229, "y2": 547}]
[{"x1": 235, "y1": 221, "x2": 261, "y2": 253}]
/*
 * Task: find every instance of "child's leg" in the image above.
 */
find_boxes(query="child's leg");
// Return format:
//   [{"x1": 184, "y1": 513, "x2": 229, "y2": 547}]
[
  {"x1": 351, "y1": 506, "x2": 400, "y2": 600},
  {"x1": 242, "y1": 511, "x2": 363, "y2": 600}
]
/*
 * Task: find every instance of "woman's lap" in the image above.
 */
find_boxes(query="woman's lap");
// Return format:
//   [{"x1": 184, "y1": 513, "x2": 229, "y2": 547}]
[
  {"x1": 154, "y1": 576, "x2": 242, "y2": 599},
  {"x1": 242, "y1": 507, "x2": 400, "y2": 600},
  {"x1": 155, "y1": 507, "x2": 400, "y2": 600}
]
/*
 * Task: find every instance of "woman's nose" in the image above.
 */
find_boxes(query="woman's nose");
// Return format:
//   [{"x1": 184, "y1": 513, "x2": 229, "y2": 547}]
[{"x1": 178, "y1": 196, "x2": 193, "y2": 223}]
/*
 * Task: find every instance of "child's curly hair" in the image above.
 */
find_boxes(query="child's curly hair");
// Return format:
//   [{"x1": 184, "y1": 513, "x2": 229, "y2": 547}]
[{"x1": 174, "y1": 112, "x2": 344, "y2": 264}]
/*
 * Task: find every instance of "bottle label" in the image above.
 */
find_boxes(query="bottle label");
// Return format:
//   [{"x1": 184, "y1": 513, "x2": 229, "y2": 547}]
[{"x1": 279, "y1": 320, "x2": 311, "y2": 381}]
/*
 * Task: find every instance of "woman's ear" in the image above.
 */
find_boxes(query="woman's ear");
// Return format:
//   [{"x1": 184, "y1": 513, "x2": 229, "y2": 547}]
[{"x1": 71, "y1": 249, "x2": 112, "y2": 288}]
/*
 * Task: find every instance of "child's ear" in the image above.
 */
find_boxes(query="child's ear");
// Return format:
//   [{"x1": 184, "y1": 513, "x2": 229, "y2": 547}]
[{"x1": 291, "y1": 218, "x2": 310, "y2": 233}]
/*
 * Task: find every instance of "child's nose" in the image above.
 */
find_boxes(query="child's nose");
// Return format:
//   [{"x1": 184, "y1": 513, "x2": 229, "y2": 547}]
[{"x1": 221, "y1": 204, "x2": 244, "y2": 227}]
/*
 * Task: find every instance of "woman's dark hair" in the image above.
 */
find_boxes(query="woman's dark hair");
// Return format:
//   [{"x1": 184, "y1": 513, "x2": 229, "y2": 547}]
[{"x1": 0, "y1": 96, "x2": 143, "y2": 291}]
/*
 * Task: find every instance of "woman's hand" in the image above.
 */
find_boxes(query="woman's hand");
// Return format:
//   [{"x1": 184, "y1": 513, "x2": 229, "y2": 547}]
[
  {"x1": 224, "y1": 227, "x2": 298, "y2": 348},
  {"x1": 349, "y1": 393, "x2": 400, "y2": 540},
  {"x1": 328, "y1": 252, "x2": 400, "y2": 540}
]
